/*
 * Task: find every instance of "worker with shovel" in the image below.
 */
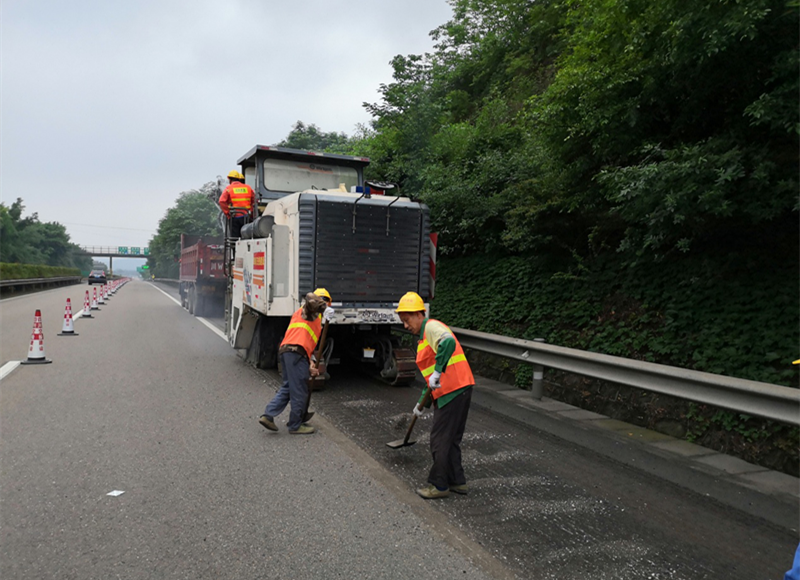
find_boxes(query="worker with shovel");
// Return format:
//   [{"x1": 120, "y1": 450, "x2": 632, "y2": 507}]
[
  {"x1": 394, "y1": 292, "x2": 475, "y2": 499},
  {"x1": 258, "y1": 291, "x2": 334, "y2": 435}
]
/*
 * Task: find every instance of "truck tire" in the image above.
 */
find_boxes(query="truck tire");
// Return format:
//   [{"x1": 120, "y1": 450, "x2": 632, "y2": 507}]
[
  {"x1": 188, "y1": 287, "x2": 196, "y2": 315},
  {"x1": 195, "y1": 294, "x2": 205, "y2": 317},
  {"x1": 245, "y1": 315, "x2": 285, "y2": 369}
]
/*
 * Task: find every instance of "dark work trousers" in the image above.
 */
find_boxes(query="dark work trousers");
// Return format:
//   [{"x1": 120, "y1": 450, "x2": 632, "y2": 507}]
[
  {"x1": 427, "y1": 387, "x2": 472, "y2": 489},
  {"x1": 264, "y1": 351, "x2": 309, "y2": 431},
  {"x1": 229, "y1": 215, "x2": 247, "y2": 238}
]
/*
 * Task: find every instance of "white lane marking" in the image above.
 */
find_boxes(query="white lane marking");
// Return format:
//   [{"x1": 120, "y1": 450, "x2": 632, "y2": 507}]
[
  {"x1": 74, "y1": 309, "x2": 85, "y2": 318},
  {"x1": 149, "y1": 283, "x2": 182, "y2": 306},
  {"x1": 0, "y1": 361, "x2": 21, "y2": 381},
  {"x1": 198, "y1": 317, "x2": 227, "y2": 342},
  {"x1": 106, "y1": 490, "x2": 125, "y2": 497},
  {"x1": 149, "y1": 284, "x2": 227, "y2": 342}
]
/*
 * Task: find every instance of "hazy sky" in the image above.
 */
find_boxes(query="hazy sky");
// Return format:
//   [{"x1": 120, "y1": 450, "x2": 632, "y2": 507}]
[{"x1": 1, "y1": 0, "x2": 453, "y2": 253}]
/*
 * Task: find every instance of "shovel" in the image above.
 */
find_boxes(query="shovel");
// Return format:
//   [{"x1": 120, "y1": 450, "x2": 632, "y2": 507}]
[
  {"x1": 386, "y1": 388, "x2": 431, "y2": 449},
  {"x1": 303, "y1": 320, "x2": 330, "y2": 422}
]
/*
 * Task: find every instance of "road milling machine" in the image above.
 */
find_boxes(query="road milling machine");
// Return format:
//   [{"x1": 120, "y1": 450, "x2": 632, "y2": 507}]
[{"x1": 225, "y1": 145, "x2": 433, "y2": 385}]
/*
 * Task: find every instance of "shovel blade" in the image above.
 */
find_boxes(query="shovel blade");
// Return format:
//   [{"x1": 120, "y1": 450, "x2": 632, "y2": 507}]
[{"x1": 386, "y1": 438, "x2": 417, "y2": 449}]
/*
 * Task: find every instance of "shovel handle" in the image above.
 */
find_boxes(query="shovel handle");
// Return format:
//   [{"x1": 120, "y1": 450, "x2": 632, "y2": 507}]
[
  {"x1": 403, "y1": 388, "x2": 432, "y2": 444},
  {"x1": 403, "y1": 414, "x2": 419, "y2": 445},
  {"x1": 303, "y1": 321, "x2": 330, "y2": 419}
]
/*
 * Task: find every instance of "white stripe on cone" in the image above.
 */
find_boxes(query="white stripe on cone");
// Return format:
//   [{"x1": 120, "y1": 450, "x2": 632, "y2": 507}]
[
  {"x1": 21, "y1": 309, "x2": 52, "y2": 364},
  {"x1": 83, "y1": 290, "x2": 93, "y2": 317},
  {"x1": 58, "y1": 298, "x2": 78, "y2": 335}
]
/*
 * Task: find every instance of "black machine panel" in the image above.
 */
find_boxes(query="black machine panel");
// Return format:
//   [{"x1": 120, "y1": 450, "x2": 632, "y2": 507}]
[{"x1": 312, "y1": 198, "x2": 427, "y2": 305}]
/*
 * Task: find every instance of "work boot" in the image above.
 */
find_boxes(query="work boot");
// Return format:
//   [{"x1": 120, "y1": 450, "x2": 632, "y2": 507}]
[
  {"x1": 258, "y1": 415, "x2": 278, "y2": 432},
  {"x1": 416, "y1": 484, "x2": 450, "y2": 499},
  {"x1": 450, "y1": 483, "x2": 469, "y2": 495},
  {"x1": 289, "y1": 423, "x2": 316, "y2": 435}
]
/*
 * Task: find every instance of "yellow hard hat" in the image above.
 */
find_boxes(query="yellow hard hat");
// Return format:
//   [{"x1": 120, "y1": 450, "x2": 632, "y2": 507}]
[
  {"x1": 236, "y1": 171, "x2": 245, "y2": 180},
  {"x1": 396, "y1": 291, "x2": 425, "y2": 312},
  {"x1": 227, "y1": 170, "x2": 240, "y2": 179},
  {"x1": 314, "y1": 288, "x2": 332, "y2": 302}
]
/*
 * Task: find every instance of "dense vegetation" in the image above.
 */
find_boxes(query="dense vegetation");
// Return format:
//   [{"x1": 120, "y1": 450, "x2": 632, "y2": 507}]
[
  {"x1": 356, "y1": 0, "x2": 797, "y2": 263},
  {"x1": 0, "y1": 198, "x2": 92, "y2": 272},
  {"x1": 0, "y1": 263, "x2": 81, "y2": 280}
]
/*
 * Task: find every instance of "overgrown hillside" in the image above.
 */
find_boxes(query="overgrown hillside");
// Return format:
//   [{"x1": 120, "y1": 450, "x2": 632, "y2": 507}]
[{"x1": 433, "y1": 228, "x2": 798, "y2": 387}]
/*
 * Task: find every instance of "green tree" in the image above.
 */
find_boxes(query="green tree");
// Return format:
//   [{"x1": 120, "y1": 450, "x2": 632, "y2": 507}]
[
  {"x1": 147, "y1": 183, "x2": 221, "y2": 278},
  {"x1": 510, "y1": 0, "x2": 798, "y2": 259},
  {"x1": 0, "y1": 198, "x2": 91, "y2": 270},
  {"x1": 359, "y1": 0, "x2": 797, "y2": 262},
  {"x1": 361, "y1": 0, "x2": 568, "y2": 254},
  {"x1": 276, "y1": 121, "x2": 353, "y2": 153}
]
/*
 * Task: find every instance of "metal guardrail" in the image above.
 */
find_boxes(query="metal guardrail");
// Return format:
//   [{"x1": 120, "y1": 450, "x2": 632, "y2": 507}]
[
  {"x1": 453, "y1": 327, "x2": 800, "y2": 427},
  {"x1": 0, "y1": 276, "x2": 83, "y2": 290}
]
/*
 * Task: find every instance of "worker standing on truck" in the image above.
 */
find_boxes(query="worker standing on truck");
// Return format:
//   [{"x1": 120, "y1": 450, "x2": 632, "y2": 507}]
[
  {"x1": 258, "y1": 292, "x2": 334, "y2": 435},
  {"x1": 219, "y1": 170, "x2": 255, "y2": 238},
  {"x1": 396, "y1": 291, "x2": 475, "y2": 499}
]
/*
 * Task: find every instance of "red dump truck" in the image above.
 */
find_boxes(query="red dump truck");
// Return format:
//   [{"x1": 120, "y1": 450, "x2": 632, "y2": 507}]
[{"x1": 179, "y1": 234, "x2": 225, "y2": 317}]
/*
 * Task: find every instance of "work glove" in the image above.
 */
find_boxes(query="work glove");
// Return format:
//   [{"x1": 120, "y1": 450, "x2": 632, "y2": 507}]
[
  {"x1": 429, "y1": 370, "x2": 442, "y2": 389},
  {"x1": 413, "y1": 404, "x2": 425, "y2": 418},
  {"x1": 323, "y1": 306, "x2": 335, "y2": 323}
]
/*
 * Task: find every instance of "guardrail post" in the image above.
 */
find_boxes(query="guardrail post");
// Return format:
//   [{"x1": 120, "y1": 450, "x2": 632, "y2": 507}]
[{"x1": 531, "y1": 338, "x2": 545, "y2": 400}]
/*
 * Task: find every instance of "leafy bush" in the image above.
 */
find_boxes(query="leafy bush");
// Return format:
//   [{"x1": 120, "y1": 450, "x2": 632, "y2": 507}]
[
  {"x1": 0, "y1": 263, "x2": 81, "y2": 280},
  {"x1": 432, "y1": 248, "x2": 798, "y2": 387}
]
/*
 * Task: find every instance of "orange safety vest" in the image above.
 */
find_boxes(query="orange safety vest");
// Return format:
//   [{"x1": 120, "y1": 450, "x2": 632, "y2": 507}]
[
  {"x1": 416, "y1": 319, "x2": 475, "y2": 400},
  {"x1": 280, "y1": 308, "x2": 322, "y2": 359},
  {"x1": 221, "y1": 183, "x2": 255, "y2": 216}
]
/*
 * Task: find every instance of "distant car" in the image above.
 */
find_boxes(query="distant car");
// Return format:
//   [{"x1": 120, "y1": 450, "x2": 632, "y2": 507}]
[{"x1": 88, "y1": 270, "x2": 107, "y2": 284}]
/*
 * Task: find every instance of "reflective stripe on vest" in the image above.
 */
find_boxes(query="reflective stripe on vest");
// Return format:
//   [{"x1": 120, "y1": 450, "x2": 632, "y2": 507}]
[
  {"x1": 230, "y1": 186, "x2": 252, "y2": 208},
  {"x1": 280, "y1": 308, "x2": 321, "y2": 359},
  {"x1": 416, "y1": 320, "x2": 474, "y2": 400}
]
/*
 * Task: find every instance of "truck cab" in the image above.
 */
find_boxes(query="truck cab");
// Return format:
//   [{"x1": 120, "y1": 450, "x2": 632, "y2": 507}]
[{"x1": 237, "y1": 144, "x2": 369, "y2": 204}]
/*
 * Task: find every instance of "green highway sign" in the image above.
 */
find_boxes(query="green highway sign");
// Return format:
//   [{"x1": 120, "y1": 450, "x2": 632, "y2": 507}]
[
  {"x1": 132, "y1": 247, "x2": 141, "y2": 254},
  {"x1": 118, "y1": 246, "x2": 129, "y2": 254}
]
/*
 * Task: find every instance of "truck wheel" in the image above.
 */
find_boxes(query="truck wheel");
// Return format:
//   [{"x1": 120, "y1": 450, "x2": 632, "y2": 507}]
[
  {"x1": 246, "y1": 315, "x2": 283, "y2": 369},
  {"x1": 195, "y1": 294, "x2": 205, "y2": 317},
  {"x1": 188, "y1": 288, "x2": 195, "y2": 315}
]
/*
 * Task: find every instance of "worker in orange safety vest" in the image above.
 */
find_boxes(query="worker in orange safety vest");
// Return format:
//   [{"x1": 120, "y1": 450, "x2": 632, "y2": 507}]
[
  {"x1": 219, "y1": 170, "x2": 256, "y2": 238},
  {"x1": 396, "y1": 291, "x2": 475, "y2": 499},
  {"x1": 258, "y1": 291, "x2": 334, "y2": 435}
]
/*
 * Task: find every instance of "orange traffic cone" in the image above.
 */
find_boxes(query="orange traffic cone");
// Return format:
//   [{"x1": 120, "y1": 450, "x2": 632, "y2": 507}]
[
  {"x1": 21, "y1": 310, "x2": 52, "y2": 365},
  {"x1": 58, "y1": 298, "x2": 79, "y2": 336},
  {"x1": 91, "y1": 287, "x2": 100, "y2": 310},
  {"x1": 82, "y1": 290, "x2": 94, "y2": 318}
]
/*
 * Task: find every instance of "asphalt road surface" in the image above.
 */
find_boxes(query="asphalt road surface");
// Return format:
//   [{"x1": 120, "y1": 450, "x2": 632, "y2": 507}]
[{"x1": 1, "y1": 281, "x2": 797, "y2": 579}]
